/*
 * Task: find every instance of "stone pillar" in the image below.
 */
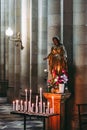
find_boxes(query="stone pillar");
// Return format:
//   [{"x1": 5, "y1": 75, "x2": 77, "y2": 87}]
[
  {"x1": 37, "y1": 0, "x2": 47, "y2": 92},
  {"x1": 63, "y1": 2, "x2": 73, "y2": 130},
  {"x1": 20, "y1": 0, "x2": 30, "y2": 92},
  {"x1": 7, "y1": 40, "x2": 15, "y2": 101},
  {"x1": 6, "y1": 0, "x2": 22, "y2": 101},
  {"x1": 72, "y1": 1, "x2": 87, "y2": 130},
  {"x1": 29, "y1": 0, "x2": 38, "y2": 92},
  {"x1": 14, "y1": 44, "x2": 21, "y2": 98},
  {"x1": 0, "y1": 0, "x2": 9, "y2": 96},
  {"x1": 8, "y1": 39, "x2": 21, "y2": 100},
  {"x1": 47, "y1": 0, "x2": 61, "y2": 79},
  {"x1": 0, "y1": 0, "x2": 8, "y2": 80},
  {"x1": 73, "y1": 0, "x2": 87, "y2": 104}
]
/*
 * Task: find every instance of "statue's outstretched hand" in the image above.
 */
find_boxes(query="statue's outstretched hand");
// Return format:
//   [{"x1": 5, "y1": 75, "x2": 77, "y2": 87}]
[{"x1": 43, "y1": 57, "x2": 47, "y2": 60}]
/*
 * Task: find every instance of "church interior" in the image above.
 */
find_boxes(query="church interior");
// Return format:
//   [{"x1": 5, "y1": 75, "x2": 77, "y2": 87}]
[{"x1": 0, "y1": 0, "x2": 87, "y2": 130}]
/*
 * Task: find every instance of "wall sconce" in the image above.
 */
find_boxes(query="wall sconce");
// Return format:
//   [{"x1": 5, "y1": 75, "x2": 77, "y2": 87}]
[{"x1": 6, "y1": 27, "x2": 24, "y2": 50}]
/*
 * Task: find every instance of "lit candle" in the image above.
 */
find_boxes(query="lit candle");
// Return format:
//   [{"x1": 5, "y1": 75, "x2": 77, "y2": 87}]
[
  {"x1": 43, "y1": 102, "x2": 45, "y2": 114},
  {"x1": 40, "y1": 88, "x2": 42, "y2": 113},
  {"x1": 36, "y1": 95, "x2": 38, "y2": 105},
  {"x1": 28, "y1": 101, "x2": 31, "y2": 112},
  {"x1": 13, "y1": 101, "x2": 15, "y2": 111},
  {"x1": 39, "y1": 102, "x2": 41, "y2": 113},
  {"x1": 24, "y1": 101, "x2": 27, "y2": 112},
  {"x1": 20, "y1": 100, "x2": 23, "y2": 111},
  {"x1": 52, "y1": 96, "x2": 54, "y2": 113},
  {"x1": 16, "y1": 100, "x2": 19, "y2": 111},
  {"x1": 25, "y1": 89, "x2": 27, "y2": 102},
  {"x1": 31, "y1": 103, "x2": 34, "y2": 112},
  {"x1": 29, "y1": 89, "x2": 32, "y2": 108},
  {"x1": 50, "y1": 108, "x2": 53, "y2": 113},
  {"x1": 47, "y1": 101, "x2": 50, "y2": 113},
  {"x1": 25, "y1": 89, "x2": 28, "y2": 111},
  {"x1": 40, "y1": 88, "x2": 42, "y2": 102},
  {"x1": 35, "y1": 95, "x2": 38, "y2": 113}
]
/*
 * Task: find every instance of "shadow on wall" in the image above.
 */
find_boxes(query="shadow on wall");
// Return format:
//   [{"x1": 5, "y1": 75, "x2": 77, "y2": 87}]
[
  {"x1": 65, "y1": 64, "x2": 76, "y2": 130},
  {"x1": 68, "y1": 64, "x2": 76, "y2": 95},
  {"x1": 0, "y1": 80, "x2": 8, "y2": 97}
]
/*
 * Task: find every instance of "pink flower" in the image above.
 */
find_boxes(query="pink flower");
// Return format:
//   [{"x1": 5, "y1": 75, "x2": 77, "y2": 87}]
[{"x1": 47, "y1": 69, "x2": 68, "y2": 88}]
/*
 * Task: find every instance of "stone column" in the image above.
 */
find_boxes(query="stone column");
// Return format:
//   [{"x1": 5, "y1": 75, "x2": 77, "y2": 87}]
[
  {"x1": 0, "y1": 0, "x2": 8, "y2": 80},
  {"x1": 0, "y1": 0, "x2": 8, "y2": 96},
  {"x1": 63, "y1": 1, "x2": 73, "y2": 130},
  {"x1": 72, "y1": 1, "x2": 87, "y2": 130},
  {"x1": 73, "y1": 0, "x2": 87, "y2": 104},
  {"x1": 8, "y1": 39, "x2": 21, "y2": 100},
  {"x1": 14, "y1": 43, "x2": 21, "y2": 98},
  {"x1": 20, "y1": 0, "x2": 30, "y2": 92},
  {"x1": 7, "y1": 0, "x2": 22, "y2": 100},
  {"x1": 37, "y1": 0, "x2": 47, "y2": 92},
  {"x1": 29, "y1": 0, "x2": 38, "y2": 92},
  {"x1": 47, "y1": 0, "x2": 61, "y2": 79},
  {"x1": 7, "y1": 40, "x2": 15, "y2": 100}
]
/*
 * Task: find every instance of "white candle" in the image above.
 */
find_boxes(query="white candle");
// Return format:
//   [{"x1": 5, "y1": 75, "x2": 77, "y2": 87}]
[
  {"x1": 47, "y1": 101, "x2": 50, "y2": 113},
  {"x1": 24, "y1": 101, "x2": 27, "y2": 112},
  {"x1": 13, "y1": 101, "x2": 15, "y2": 111},
  {"x1": 28, "y1": 101, "x2": 31, "y2": 112},
  {"x1": 36, "y1": 95, "x2": 38, "y2": 105},
  {"x1": 35, "y1": 96, "x2": 38, "y2": 113},
  {"x1": 52, "y1": 96, "x2": 54, "y2": 113},
  {"x1": 50, "y1": 108, "x2": 53, "y2": 113},
  {"x1": 31, "y1": 103, "x2": 34, "y2": 112},
  {"x1": 20, "y1": 100, "x2": 23, "y2": 111},
  {"x1": 43, "y1": 102, "x2": 45, "y2": 114},
  {"x1": 40, "y1": 88, "x2": 42, "y2": 113},
  {"x1": 39, "y1": 102, "x2": 41, "y2": 113},
  {"x1": 40, "y1": 88, "x2": 42, "y2": 102},
  {"x1": 35, "y1": 105, "x2": 38, "y2": 113},
  {"x1": 16, "y1": 100, "x2": 19, "y2": 111},
  {"x1": 25, "y1": 89, "x2": 27, "y2": 102},
  {"x1": 25, "y1": 89, "x2": 27, "y2": 111},
  {"x1": 29, "y1": 89, "x2": 32, "y2": 108}
]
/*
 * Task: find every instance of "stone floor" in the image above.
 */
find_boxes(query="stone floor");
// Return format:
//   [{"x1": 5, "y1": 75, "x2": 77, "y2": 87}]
[
  {"x1": 0, "y1": 97, "x2": 87, "y2": 130},
  {"x1": 0, "y1": 97, "x2": 43, "y2": 130}
]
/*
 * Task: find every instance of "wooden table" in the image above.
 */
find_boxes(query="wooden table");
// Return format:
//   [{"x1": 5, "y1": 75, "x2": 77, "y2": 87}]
[{"x1": 10, "y1": 111, "x2": 59, "y2": 130}]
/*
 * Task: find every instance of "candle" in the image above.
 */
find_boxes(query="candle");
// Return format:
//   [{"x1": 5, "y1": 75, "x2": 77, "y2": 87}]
[
  {"x1": 20, "y1": 100, "x2": 23, "y2": 111},
  {"x1": 13, "y1": 101, "x2": 15, "y2": 111},
  {"x1": 40, "y1": 88, "x2": 42, "y2": 102},
  {"x1": 36, "y1": 95, "x2": 38, "y2": 105},
  {"x1": 40, "y1": 88, "x2": 42, "y2": 113},
  {"x1": 16, "y1": 100, "x2": 19, "y2": 111},
  {"x1": 25, "y1": 89, "x2": 27, "y2": 103},
  {"x1": 52, "y1": 96, "x2": 54, "y2": 113},
  {"x1": 31, "y1": 103, "x2": 34, "y2": 112},
  {"x1": 39, "y1": 102, "x2": 41, "y2": 113},
  {"x1": 29, "y1": 89, "x2": 32, "y2": 108},
  {"x1": 50, "y1": 108, "x2": 53, "y2": 113},
  {"x1": 25, "y1": 89, "x2": 28, "y2": 111},
  {"x1": 24, "y1": 101, "x2": 27, "y2": 112},
  {"x1": 35, "y1": 96, "x2": 38, "y2": 113},
  {"x1": 47, "y1": 101, "x2": 50, "y2": 113},
  {"x1": 43, "y1": 102, "x2": 45, "y2": 114},
  {"x1": 28, "y1": 101, "x2": 31, "y2": 112}
]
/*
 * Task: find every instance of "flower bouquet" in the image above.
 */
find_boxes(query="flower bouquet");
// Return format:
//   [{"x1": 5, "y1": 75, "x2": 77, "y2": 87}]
[{"x1": 47, "y1": 69, "x2": 68, "y2": 93}]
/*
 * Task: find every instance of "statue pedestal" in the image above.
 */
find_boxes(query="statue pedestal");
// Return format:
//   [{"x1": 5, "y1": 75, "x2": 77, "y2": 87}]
[{"x1": 43, "y1": 92, "x2": 71, "y2": 130}]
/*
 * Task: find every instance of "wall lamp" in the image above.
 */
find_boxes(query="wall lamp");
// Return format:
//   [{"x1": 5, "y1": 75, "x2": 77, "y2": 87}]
[{"x1": 6, "y1": 27, "x2": 24, "y2": 50}]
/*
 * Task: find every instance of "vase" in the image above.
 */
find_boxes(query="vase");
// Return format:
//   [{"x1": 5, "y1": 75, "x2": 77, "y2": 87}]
[{"x1": 59, "y1": 83, "x2": 65, "y2": 93}]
